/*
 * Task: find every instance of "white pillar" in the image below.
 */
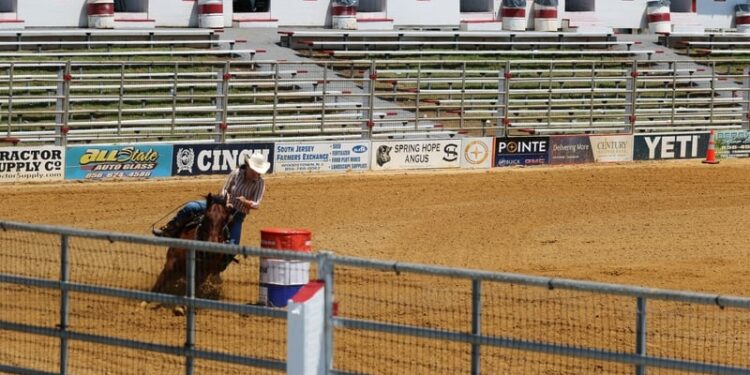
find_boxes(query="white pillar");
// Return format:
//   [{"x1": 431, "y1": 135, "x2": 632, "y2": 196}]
[{"x1": 287, "y1": 281, "x2": 326, "y2": 375}]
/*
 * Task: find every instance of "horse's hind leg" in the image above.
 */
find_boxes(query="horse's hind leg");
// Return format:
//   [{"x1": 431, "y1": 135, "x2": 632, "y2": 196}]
[{"x1": 151, "y1": 249, "x2": 178, "y2": 294}]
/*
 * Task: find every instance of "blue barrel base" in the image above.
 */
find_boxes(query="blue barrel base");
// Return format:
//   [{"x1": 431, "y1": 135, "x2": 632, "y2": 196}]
[{"x1": 260, "y1": 283, "x2": 305, "y2": 308}]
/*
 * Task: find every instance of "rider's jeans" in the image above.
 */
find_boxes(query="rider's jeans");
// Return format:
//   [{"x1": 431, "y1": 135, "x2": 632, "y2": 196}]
[{"x1": 175, "y1": 200, "x2": 247, "y2": 245}]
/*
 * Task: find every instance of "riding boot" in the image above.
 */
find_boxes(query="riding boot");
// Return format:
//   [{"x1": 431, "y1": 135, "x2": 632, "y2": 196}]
[{"x1": 152, "y1": 217, "x2": 187, "y2": 238}]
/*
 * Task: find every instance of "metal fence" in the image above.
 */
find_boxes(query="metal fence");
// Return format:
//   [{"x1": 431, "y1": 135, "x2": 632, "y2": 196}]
[
  {"x1": 1, "y1": 59, "x2": 749, "y2": 146},
  {"x1": 1, "y1": 220, "x2": 750, "y2": 374}
]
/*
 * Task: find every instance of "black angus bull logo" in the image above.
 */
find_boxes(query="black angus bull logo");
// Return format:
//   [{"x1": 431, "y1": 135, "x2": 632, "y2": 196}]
[{"x1": 376, "y1": 145, "x2": 392, "y2": 166}]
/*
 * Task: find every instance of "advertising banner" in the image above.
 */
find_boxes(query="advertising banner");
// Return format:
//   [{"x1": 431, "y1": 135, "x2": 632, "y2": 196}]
[
  {"x1": 0, "y1": 146, "x2": 65, "y2": 183},
  {"x1": 495, "y1": 137, "x2": 549, "y2": 167},
  {"x1": 66, "y1": 144, "x2": 172, "y2": 180},
  {"x1": 716, "y1": 130, "x2": 750, "y2": 158},
  {"x1": 549, "y1": 136, "x2": 593, "y2": 165},
  {"x1": 460, "y1": 137, "x2": 494, "y2": 169},
  {"x1": 274, "y1": 141, "x2": 370, "y2": 173},
  {"x1": 634, "y1": 133, "x2": 709, "y2": 160},
  {"x1": 371, "y1": 140, "x2": 460, "y2": 171},
  {"x1": 173, "y1": 143, "x2": 274, "y2": 176},
  {"x1": 589, "y1": 135, "x2": 634, "y2": 163}
]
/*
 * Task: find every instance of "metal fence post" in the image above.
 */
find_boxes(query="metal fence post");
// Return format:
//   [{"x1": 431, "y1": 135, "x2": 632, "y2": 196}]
[
  {"x1": 55, "y1": 63, "x2": 71, "y2": 147},
  {"x1": 117, "y1": 63, "x2": 125, "y2": 137},
  {"x1": 635, "y1": 297, "x2": 647, "y2": 375},
  {"x1": 471, "y1": 279, "x2": 482, "y2": 375},
  {"x1": 185, "y1": 247, "x2": 196, "y2": 375},
  {"x1": 321, "y1": 62, "x2": 328, "y2": 133},
  {"x1": 415, "y1": 62, "x2": 422, "y2": 130},
  {"x1": 743, "y1": 67, "x2": 750, "y2": 131},
  {"x1": 317, "y1": 251, "x2": 335, "y2": 374},
  {"x1": 710, "y1": 61, "x2": 716, "y2": 129},
  {"x1": 272, "y1": 63, "x2": 280, "y2": 134},
  {"x1": 171, "y1": 63, "x2": 179, "y2": 136},
  {"x1": 6, "y1": 63, "x2": 13, "y2": 137},
  {"x1": 626, "y1": 62, "x2": 638, "y2": 134},
  {"x1": 460, "y1": 62, "x2": 467, "y2": 130},
  {"x1": 497, "y1": 61, "x2": 511, "y2": 138},
  {"x1": 59, "y1": 234, "x2": 70, "y2": 375}
]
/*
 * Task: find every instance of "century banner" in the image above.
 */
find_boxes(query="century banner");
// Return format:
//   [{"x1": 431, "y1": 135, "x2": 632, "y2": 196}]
[
  {"x1": 633, "y1": 133, "x2": 709, "y2": 160},
  {"x1": 495, "y1": 137, "x2": 549, "y2": 167},
  {"x1": 172, "y1": 143, "x2": 274, "y2": 176},
  {"x1": 589, "y1": 135, "x2": 634, "y2": 163},
  {"x1": 274, "y1": 141, "x2": 370, "y2": 173},
  {"x1": 460, "y1": 137, "x2": 494, "y2": 169},
  {"x1": 66, "y1": 144, "x2": 172, "y2": 180},
  {"x1": 371, "y1": 139, "x2": 460, "y2": 171},
  {"x1": 0, "y1": 146, "x2": 65, "y2": 183}
]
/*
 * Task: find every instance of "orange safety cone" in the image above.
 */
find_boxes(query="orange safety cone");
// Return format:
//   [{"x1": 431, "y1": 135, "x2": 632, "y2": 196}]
[{"x1": 703, "y1": 129, "x2": 720, "y2": 164}]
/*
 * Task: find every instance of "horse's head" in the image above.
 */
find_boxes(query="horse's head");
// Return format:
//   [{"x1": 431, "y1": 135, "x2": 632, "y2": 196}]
[{"x1": 197, "y1": 193, "x2": 233, "y2": 243}]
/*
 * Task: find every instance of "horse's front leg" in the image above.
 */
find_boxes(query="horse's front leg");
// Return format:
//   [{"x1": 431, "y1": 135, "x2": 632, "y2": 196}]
[{"x1": 151, "y1": 248, "x2": 179, "y2": 293}]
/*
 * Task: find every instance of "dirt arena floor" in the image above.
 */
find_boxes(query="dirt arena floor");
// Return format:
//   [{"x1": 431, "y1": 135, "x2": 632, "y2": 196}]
[
  {"x1": 2, "y1": 158, "x2": 750, "y2": 373},
  {"x1": 2, "y1": 159, "x2": 750, "y2": 294}
]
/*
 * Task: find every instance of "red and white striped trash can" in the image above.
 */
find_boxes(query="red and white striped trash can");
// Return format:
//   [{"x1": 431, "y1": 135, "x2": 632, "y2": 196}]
[
  {"x1": 533, "y1": 0, "x2": 558, "y2": 32},
  {"x1": 647, "y1": 0, "x2": 671, "y2": 35},
  {"x1": 332, "y1": 1, "x2": 357, "y2": 30},
  {"x1": 198, "y1": 0, "x2": 224, "y2": 29},
  {"x1": 736, "y1": 4, "x2": 750, "y2": 33},
  {"x1": 87, "y1": 0, "x2": 115, "y2": 29},
  {"x1": 501, "y1": 0, "x2": 528, "y2": 31}
]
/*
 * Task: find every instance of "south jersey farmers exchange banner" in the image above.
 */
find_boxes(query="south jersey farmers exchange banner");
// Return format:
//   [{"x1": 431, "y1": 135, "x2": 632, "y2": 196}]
[
  {"x1": 274, "y1": 141, "x2": 370, "y2": 173},
  {"x1": 0, "y1": 146, "x2": 65, "y2": 182},
  {"x1": 66, "y1": 144, "x2": 173, "y2": 180},
  {"x1": 371, "y1": 140, "x2": 460, "y2": 170}
]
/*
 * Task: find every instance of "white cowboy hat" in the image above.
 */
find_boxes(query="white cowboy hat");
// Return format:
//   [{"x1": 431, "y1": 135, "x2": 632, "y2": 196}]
[{"x1": 244, "y1": 152, "x2": 271, "y2": 174}]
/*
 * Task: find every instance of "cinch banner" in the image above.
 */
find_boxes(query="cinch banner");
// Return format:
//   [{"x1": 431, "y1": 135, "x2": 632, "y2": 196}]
[
  {"x1": 371, "y1": 140, "x2": 460, "y2": 171},
  {"x1": 0, "y1": 146, "x2": 65, "y2": 183},
  {"x1": 173, "y1": 143, "x2": 274, "y2": 176},
  {"x1": 66, "y1": 145, "x2": 172, "y2": 180},
  {"x1": 274, "y1": 141, "x2": 370, "y2": 173},
  {"x1": 495, "y1": 137, "x2": 549, "y2": 167},
  {"x1": 634, "y1": 133, "x2": 709, "y2": 160}
]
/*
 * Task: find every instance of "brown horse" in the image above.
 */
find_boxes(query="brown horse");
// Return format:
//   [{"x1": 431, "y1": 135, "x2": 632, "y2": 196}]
[{"x1": 150, "y1": 193, "x2": 236, "y2": 295}]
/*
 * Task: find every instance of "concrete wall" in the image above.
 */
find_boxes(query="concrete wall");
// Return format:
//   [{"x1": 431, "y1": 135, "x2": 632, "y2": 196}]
[{"x1": 8, "y1": 0, "x2": 750, "y2": 30}]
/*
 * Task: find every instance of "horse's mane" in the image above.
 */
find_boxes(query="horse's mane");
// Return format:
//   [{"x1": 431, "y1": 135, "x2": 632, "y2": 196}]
[{"x1": 204, "y1": 193, "x2": 227, "y2": 207}]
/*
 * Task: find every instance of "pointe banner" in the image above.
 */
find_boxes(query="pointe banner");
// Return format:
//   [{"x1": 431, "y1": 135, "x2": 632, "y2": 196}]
[
  {"x1": 66, "y1": 144, "x2": 173, "y2": 180},
  {"x1": 172, "y1": 143, "x2": 274, "y2": 176},
  {"x1": 371, "y1": 140, "x2": 460, "y2": 171},
  {"x1": 274, "y1": 141, "x2": 370, "y2": 173},
  {"x1": 495, "y1": 137, "x2": 549, "y2": 167},
  {"x1": 460, "y1": 137, "x2": 494, "y2": 169},
  {"x1": 0, "y1": 146, "x2": 65, "y2": 183}
]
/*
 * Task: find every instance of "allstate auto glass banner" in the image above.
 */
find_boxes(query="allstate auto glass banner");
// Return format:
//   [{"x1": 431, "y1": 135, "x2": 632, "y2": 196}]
[
  {"x1": 460, "y1": 137, "x2": 494, "y2": 169},
  {"x1": 633, "y1": 133, "x2": 709, "y2": 160},
  {"x1": 66, "y1": 144, "x2": 172, "y2": 180},
  {"x1": 0, "y1": 146, "x2": 65, "y2": 182},
  {"x1": 274, "y1": 141, "x2": 370, "y2": 173},
  {"x1": 371, "y1": 140, "x2": 460, "y2": 170},
  {"x1": 717, "y1": 130, "x2": 750, "y2": 158},
  {"x1": 495, "y1": 137, "x2": 549, "y2": 167},
  {"x1": 172, "y1": 143, "x2": 274, "y2": 176}
]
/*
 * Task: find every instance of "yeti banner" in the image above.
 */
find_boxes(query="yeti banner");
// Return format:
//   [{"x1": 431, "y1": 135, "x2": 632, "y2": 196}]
[{"x1": 371, "y1": 140, "x2": 461, "y2": 170}]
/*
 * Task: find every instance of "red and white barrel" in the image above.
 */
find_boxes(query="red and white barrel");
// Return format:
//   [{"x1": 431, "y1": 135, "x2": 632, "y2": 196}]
[
  {"x1": 647, "y1": 0, "x2": 671, "y2": 35},
  {"x1": 259, "y1": 228, "x2": 312, "y2": 308},
  {"x1": 332, "y1": 4, "x2": 357, "y2": 30},
  {"x1": 501, "y1": 0, "x2": 528, "y2": 31},
  {"x1": 736, "y1": 4, "x2": 750, "y2": 33},
  {"x1": 198, "y1": 0, "x2": 224, "y2": 29},
  {"x1": 87, "y1": 0, "x2": 115, "y2": 29},
  {"x1": 533, "y1": 0, "x2": 558, "y2": 32}
]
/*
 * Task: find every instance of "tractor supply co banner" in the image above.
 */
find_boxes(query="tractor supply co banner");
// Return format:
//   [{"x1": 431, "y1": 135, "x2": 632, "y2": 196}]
[
  {"x1": 634, "y1": 133, "x2": 709, "y2": 160},
  {"x1": 274, "y1": 141, "x2": 370, "y2": 173},
  {"x1": 66, "y1": 145, "x2": 173, "y2": 180},
  {"x1": 371, "y1": 140, "x2": 460, "y2": 171},
  {"x1": 172, "y1": 143, "x2": 274, "y2": 176},
  {"x1": 495, "y1": 137, "x2": 549, "y2": 167},
  {"x1": 460, "y1": 137, "x2": 494, "y2": 169},
  {"x1": 0, "y1": 146, "x2": 65, "y2": 183},
  {"x1": 717, "y1": 130, "x2": 750, "y2": 158}
]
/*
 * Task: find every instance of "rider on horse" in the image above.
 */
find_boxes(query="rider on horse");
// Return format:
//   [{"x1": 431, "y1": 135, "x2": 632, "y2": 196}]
[{"x1": 153, "y1": 152, "x2": 269, "y2": 245}]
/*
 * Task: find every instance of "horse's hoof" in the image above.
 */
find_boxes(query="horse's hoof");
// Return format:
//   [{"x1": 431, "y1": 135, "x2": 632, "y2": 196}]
[
  {"x1": 173, "y1": 306, "x2": 185, "y2": 316},
  {"x1": 139, "y1": 301, "x2": 149, "y2": 309}
]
